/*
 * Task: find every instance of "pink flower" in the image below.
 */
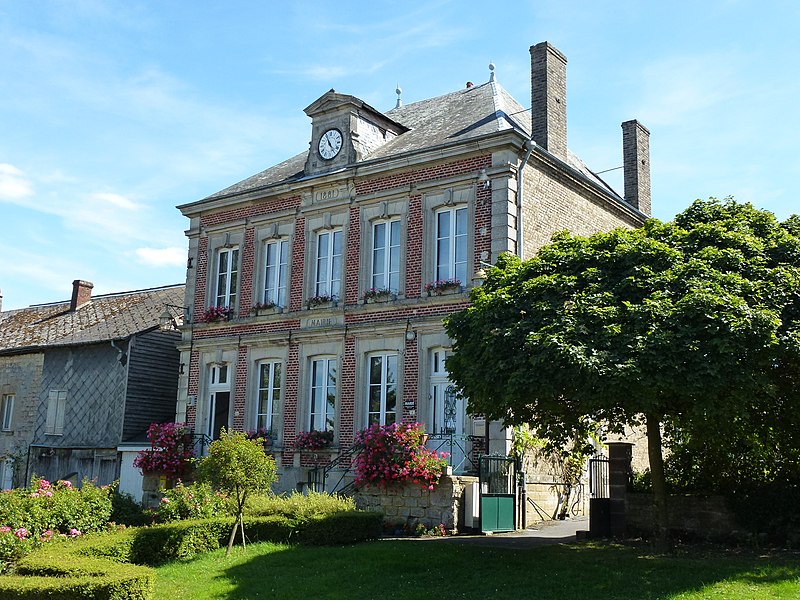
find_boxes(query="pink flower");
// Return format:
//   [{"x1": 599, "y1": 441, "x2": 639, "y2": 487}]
[
  {"x1": 14, "y1": 527, "x2": 28, "y2": 539},
  {"x1": 0, "y1": 526, "x2": 11, "y2": 533},
  {"x1": 69, "y1": 528, "x2": 81, "y2": 537},
  {"x1": 59, "y1": 480, "x2": 74, "y2": 489},
  {"x1": 161, "y1": 497, "x2": 170, "y2": 504}
]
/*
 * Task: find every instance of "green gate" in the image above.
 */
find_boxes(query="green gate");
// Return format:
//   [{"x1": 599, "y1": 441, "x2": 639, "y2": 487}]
[{"x1": 479, "y1": 455, "x2": 516, "y2": 533}]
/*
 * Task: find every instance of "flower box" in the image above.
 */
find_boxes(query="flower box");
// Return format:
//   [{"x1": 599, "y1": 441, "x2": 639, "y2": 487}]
[
  {"x1": 294, "y1": 430, "x2": 334, "y2": 451},
  {"x1": 307, "y1": 295, "x2": 338, "y2": 310},
  {"x1": 364, "y1": 288, "x2": 396, "y2": 304},
  {"x1": 199, "y1": 306, "x2": 235, "y2": 323},
  {"x1": 425, "y1": 279, "x2": 462, "y2": 296},
  {"x1": 251, "y1": 304, "x2": 283, "y2": 316}
]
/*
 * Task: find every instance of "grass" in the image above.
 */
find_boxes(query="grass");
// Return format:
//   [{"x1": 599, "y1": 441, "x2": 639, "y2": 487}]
[{"x1": 153, "y1": 539, "x2": 800, "y2": 599}]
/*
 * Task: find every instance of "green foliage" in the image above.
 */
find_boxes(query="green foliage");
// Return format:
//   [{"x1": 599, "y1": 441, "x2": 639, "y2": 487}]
[
  {"x1": 196, "y1": 429, "x2": 278, "y2": 505},
  {"x1": 152, "y1": 482, "x2": 229, "y2": 522},
  {"x1": 245, "y1": 490, "x2": 357, "y2": 519},
  {"x1": 296, "y1": 511, "x2": 383, "y2": 545},
  {"x1": 445, "y1": 198, "x2": 800, "y2": 542},
  {"x1": 110, "y1": 491, "x2": 151, "y2": 528}
]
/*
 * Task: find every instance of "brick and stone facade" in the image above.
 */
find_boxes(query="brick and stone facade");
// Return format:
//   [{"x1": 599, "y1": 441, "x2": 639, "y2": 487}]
[{"x1": 174, "y1": 41, "x2": 652, "y2": 494}]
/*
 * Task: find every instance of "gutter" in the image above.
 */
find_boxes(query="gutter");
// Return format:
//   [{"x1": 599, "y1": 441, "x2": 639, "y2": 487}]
[{"x1": 517, "y1": 139, "x2": 535, "y2": 260}]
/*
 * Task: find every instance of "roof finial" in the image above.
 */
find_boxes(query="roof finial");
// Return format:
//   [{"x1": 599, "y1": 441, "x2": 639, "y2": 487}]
[
  {"x1": 489, "y1": 61, "x2": 496, "y2": 83},
  {"x1": 395, "y1": 85, "x2": 403, "y2": 108}
]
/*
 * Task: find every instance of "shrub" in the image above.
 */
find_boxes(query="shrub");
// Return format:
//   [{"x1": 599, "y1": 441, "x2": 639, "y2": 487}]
[
  {"x1": 153, "y1": 481, "x2": 229, "y2": 522},
  {"x1": 110, "y1": 491, "x2": 150, "y2": 527},
  {"x1": 353, "y1": 422, "x2": 449, "y2": 490},
  {"x1": 297, "y1": 511, "x2": 383, "y2": 545},
  {"x1": 245, "y1": 491, "x2": 357, "y2": 520}
]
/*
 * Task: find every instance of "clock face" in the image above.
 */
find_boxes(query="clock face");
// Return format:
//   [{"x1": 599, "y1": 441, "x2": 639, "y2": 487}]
[{"x1": 318, "y1": 128, "x2": 343, "y2": 160}]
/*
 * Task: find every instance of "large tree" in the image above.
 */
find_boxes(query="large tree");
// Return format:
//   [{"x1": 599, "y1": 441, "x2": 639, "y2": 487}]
[{"x1": 445, "y1": 199, "x2": 800, "y2": 547}]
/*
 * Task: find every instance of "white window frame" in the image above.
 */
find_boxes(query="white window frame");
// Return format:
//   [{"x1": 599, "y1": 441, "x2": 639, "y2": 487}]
[
  {"x1": 367, "y1": 353, "x2": 398, "y2": 426},
  {"x1": 207, "y1": 364, "x2": 231, "y2": 440},
  {"x1": 435, "y1": 206, "x2": 468, "y2": 284},
  {"x1": 262, "y1": 239, "x2": 289, "y2": 308},
  {"x1": 309, "y1": 357, "x2": 337, "y2": 433},
  {"x1": 1, "y1": 394, "x2": 14, "y2": 431},
  {"x1": 371, "y1": 219, "x2": 401, "y2": 292},
  {"x1": 314, "y1": 229, "x2": 343, "y2": 299},
  {"x1": 215, "y1": 247, "x2": 239, "y2": 308},
  {"x1": 45, "y1": 390, "x2": 67, "y2": 435},
  {"x1": 255, "y1": 361, "x2": 282, "y2": 432},
  {"x1": 0, "y1": 458, "x2": 13, "y2": 491}
]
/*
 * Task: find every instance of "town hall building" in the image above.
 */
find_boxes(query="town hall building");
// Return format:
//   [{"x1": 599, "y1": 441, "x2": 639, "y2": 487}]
[{"x1": 173, "y1": 41, "x2": 651, "y2": 492}]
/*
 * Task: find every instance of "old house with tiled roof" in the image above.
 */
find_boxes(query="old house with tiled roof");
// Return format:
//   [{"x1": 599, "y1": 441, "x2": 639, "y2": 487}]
[
  {"x1": 173, "y1": 41, "x2": 652, "y2": 496},
  {"x1": 0, "y1": 280, "x2": 184, "y2": 492}
]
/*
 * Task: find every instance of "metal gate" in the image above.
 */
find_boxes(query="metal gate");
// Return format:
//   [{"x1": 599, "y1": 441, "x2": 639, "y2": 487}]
[{"x1": 479, "y1": 454, "x2": 516, "y2": 533}]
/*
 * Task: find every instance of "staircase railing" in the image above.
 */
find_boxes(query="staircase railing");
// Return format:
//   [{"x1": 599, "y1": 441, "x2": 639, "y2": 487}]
[
  {"x1": 426, "y1": 432, "x2": 482, "y2": 474},
  {"x1": 307, "y1": 442, "x2": 363, "y2": 494}
]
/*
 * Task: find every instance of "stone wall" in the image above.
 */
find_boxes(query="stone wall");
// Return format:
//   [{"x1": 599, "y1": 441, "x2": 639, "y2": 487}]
[
  {"x1": 354, "y1": 475, "x2": 478, "y2": 533},
  {"x1": 626, "y1": 493, "x2": 738, "y2": 540},
  {"x1": 0, "y1": 353, "x2": 44, "y2": 487}
]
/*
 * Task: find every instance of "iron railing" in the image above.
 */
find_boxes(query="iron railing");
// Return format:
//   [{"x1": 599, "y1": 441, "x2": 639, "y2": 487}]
[
  {"x1": 306, "y1": 443, "x2": 363, "y2": 494},
  {"x1": 589, "y1": 454, "x2": 609, "y2": 498},
  {"x1": 426, "y1": 433, "x2": 482, "y2": 474}
]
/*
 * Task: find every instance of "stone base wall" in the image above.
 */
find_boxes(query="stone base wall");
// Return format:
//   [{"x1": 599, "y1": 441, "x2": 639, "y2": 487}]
[
  {"x1": 354, "y1": 475, "x2": 478, "y2": 533},
  {"x1": 626, "y1": 493, "x2": 737, "y2": 540}
]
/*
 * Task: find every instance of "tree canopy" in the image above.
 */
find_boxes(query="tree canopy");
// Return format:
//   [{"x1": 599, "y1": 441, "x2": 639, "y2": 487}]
[{"x1": 445, "y1": 198, "x2": 800, "y2": 544}]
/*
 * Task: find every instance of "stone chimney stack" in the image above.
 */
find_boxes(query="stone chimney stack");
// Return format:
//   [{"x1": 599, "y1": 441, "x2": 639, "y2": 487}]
[
  {"x1": 622, "y1": 119, "x2": 652, "y2": 216},
  {"x1": 70, "y1": 280, "x2": 94, "y2": 311},
  {"x1": 530, "y1": 41, "x2": 568, "y2": 160}
]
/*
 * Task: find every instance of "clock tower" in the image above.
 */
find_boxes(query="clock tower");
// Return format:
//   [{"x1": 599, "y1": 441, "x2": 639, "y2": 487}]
[{"x1": 303, "y1": 90, "x2": 408, "y2": 177}]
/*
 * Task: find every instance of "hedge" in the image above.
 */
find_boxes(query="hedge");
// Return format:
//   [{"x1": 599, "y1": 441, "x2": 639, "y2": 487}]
[{"x1": 0, "y1": 510, "x2": 383, "y2": 598}]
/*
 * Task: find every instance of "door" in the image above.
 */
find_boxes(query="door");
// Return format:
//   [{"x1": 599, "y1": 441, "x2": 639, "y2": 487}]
[{"x1": 429, "y1": 349, "x2": 467, "y2": 472}]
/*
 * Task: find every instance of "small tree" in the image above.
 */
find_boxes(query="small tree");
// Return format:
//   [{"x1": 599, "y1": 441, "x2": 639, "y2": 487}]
[{"x1": 196, "y1": 429, "x2": 277, "y2": 555}]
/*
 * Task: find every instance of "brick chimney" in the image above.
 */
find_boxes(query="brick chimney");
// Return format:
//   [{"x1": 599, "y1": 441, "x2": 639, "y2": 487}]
[
  {"x1": 530, "y1": 41, "x2": 568, "y2": 160},
  {"x1": 70, "y1": 280, "x2": 94, "y2": 310},
  {"x1": 622, "y1": 119, "x2": 651, "y2": 215}
]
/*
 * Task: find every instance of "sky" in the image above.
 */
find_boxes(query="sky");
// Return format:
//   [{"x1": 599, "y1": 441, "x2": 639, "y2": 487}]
[{"x1": 1, "y1": 1, "x2": 798, "y2": 310}]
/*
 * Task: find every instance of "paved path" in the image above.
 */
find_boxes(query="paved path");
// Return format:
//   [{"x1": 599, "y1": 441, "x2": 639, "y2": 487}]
[{"x1": 405, "y1": 516, "x2": 588, "y2": 549}]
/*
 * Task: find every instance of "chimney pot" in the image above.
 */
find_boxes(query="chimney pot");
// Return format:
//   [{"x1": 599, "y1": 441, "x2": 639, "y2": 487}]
[{"x1": 70, "y1": 280, "x2": 94, "y2": 311}]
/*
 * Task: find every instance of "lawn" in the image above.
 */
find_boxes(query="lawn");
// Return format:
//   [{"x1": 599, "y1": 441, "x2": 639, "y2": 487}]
[{"x1": 153, "y1": 539, "x2": 800, "y2": 599}]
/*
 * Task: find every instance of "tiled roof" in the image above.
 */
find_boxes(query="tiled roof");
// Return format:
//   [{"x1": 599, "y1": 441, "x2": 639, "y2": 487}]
[
  {"x1": 0, "y1": 284, "x2": 185, "y2": 353},
  {"x1": 200, "y1": 80, "x2": 619, "y2": 203}
]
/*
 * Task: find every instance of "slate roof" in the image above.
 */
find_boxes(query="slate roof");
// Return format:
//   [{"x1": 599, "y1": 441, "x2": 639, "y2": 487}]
[
  {"x1": 0, "y1": 284, "x2": 185, "y2": 354},
  {"x1": 199, "y1": 80, "x2": 621, "y2": 204}
]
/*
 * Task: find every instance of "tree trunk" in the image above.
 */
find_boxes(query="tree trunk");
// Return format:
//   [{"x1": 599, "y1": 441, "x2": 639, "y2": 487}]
[
  {"x1": 645, "y1": 413, "x2": 670, "y2": 552},
  {"x1": 226, "y1": 514, "x2": 239, "y2": 556}
]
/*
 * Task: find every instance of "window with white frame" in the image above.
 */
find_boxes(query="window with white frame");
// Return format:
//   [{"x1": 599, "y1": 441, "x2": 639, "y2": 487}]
[
  {"x1": 215, "y1": 247, "x2": 239, "y2": 308},
  {"x1": 371, "y1": 219, "x2": 401, "y2": 292},
  {"x1": 315, "y1": 229, "x2": 342, "y2": 299},
  {"x1": 435, "y1": 207, "x2": 468, "y2": 284},
  {"x1": 45, "y1": 390, "x2": 66, "y2": 435},
  {"x1": 262, "y1": 239, "x2": 288, "y2": 307},
  {"x1": 1, "y1": 394, "x2": 14, "y2": 431},
  {"x1": 309, "y1": 358, "x2": 336, "y2": 432},
  {"x1": 0, "y1": 458, "x2": 13, "y2": 491},
  {"x1": 207, "y1": 365, "x2": 231, "y2": 440},
  {"x1": 255, "y1": 361, "x2": 281, "y2": 432},
  {"x1": 367, "y1": 353, "x2": 398, "y2": 426}
]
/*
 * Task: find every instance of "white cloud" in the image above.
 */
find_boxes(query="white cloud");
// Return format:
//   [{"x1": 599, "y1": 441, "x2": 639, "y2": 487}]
[
  {"x1": 0, "y1": 164, "x2": 34, "y2": 200},
  {"x1": 134, "y1": 247, "x2": 186, "y2": 267},
  {"x1": 90, "y1": 192, "x2": 142, "y2": 211}
]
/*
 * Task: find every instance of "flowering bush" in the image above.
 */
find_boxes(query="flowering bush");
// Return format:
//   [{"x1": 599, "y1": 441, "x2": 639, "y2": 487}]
[
  {"x1": 0, "y1": 478, "x2": 113, "y2": 570},
  {"x1": 199, "y1": 305, "x2": 235, "y2": 323},
  {"x1": 133, "y1": 422, "x2": 195, "y2": 479},
  {"x1": 424, "y1": 278, "x2": 462, "y2": 295},
  {"x1": 294, "y1": 430, "x2": 334, "y2": 451},
  {"x1": 152, "y1": 481, "x2": 229, "y2": 522},
  {"x1": 353, "y1": 423, "x2": 449, "y2": 490}
]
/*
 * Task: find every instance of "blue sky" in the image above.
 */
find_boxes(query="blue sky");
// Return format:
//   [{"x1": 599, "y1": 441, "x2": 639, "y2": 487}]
[{"x1": 1, "y1": 1, "x2": 798, "y2": 310}]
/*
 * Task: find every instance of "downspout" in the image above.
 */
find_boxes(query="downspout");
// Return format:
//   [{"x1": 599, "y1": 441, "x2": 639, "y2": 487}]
[{"x1": 516, "y1": 139, "x2": 535, "y2": 260}]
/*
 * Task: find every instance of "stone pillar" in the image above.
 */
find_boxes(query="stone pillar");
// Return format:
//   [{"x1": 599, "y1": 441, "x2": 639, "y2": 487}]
[{"x1": 607, "y1": 442, "x2": 633, "y2": 538}]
